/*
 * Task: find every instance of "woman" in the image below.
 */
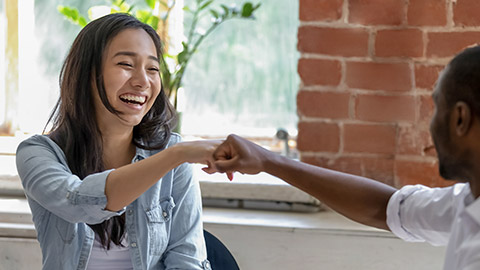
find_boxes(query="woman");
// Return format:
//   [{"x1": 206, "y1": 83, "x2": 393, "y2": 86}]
[{"x1": 16, "y1": 13, "x2": 214, "y2": 269}]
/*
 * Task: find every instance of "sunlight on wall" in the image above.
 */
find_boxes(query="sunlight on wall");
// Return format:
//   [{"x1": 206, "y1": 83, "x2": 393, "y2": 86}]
[
  {"x1": 18, "y1": 0, "x2": 52, "y2": 133},
  {"x1": 0, "y1": 0, "x2": 5, "y2": 126}
]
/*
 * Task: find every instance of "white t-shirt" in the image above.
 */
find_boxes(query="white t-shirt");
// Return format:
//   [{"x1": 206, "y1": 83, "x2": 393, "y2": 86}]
[
  {"x1": 86, "y1": 233, "x2": 134, "y2": 270},
  {"x1": 387, "y1": 183, "x2": 480, "y2": 270}
]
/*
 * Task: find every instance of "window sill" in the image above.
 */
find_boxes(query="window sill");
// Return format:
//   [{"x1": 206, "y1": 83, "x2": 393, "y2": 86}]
[{"x1": 0, "y1": 196, "x2": 377, "y2": 238}]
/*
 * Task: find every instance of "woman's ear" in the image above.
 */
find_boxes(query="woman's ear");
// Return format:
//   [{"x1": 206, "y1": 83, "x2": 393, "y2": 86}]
[{"x1": 454, "y1": 101, "x2": 472, "y2": 137}]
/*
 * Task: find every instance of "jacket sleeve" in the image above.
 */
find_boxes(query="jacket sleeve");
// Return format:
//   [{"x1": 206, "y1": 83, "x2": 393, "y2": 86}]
[
  {"x1": 16, "y1": 135, "x2": 124, "y2": 224},
  {"x1": 161, "y1": 136, "x2": 210, "y2": 269}
]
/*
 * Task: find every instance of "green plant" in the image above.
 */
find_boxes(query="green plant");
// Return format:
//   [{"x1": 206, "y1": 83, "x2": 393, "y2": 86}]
[{"x1": 57, "y1": 0, "x2": 260, "y2": 108}]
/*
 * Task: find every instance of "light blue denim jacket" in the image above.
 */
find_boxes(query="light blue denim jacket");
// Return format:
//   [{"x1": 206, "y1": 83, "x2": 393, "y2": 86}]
[{"x1": 16, "y1": 134, "x2": 210, "y2": 270}]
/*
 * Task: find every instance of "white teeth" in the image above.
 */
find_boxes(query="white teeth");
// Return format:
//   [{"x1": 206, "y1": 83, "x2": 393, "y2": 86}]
[{"x1": 120, "y1": 94, "x2": 146, "y2": 104}]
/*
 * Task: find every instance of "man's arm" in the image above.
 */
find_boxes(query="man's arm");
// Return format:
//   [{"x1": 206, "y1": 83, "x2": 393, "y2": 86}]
[{"x1": 209, "y1": 134, "x2": 397, "y2": 230}]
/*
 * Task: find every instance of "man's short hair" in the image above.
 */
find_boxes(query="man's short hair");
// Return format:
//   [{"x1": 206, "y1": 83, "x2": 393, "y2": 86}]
[{"x1": 443, "y1": 45, "x2": 480, "y2": 116}]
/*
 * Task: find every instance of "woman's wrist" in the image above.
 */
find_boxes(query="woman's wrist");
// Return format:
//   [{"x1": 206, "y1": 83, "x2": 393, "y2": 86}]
[{"x1": 168, "y1": 143, "x2": 190, "y2": 165}]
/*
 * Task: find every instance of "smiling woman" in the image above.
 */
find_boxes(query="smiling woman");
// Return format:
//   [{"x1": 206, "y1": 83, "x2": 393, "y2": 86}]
[
  {"x1": 15, "y1": 13, "x2": 218, "y2": 269},
  {"x1": 94, "y1": 28, "x2": 161, "y2": 133}
]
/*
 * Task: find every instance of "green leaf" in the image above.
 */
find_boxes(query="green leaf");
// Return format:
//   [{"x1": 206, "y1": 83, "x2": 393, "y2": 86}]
[
  {"x1": 147, "y1": 15, "x2": 160, "y2": 30},
  {"x1": 220, "y1": 4, "x2": 229, "y2": 16},
  {"x1": 199, "y1": 0, "x2": 213, "y2": 11},
  {"x1": 177, "y1": 50, "x2": 188, "y2": 64},
  {"x1": 57, "y1": 6, "x2": 76, "y2": 20},
  {"x1": 241, "y1": 2, "x2": 254, "y2": 17},
  {"x1": 209, "y1": 9, "x2": 219, "y2": 19},
  {"x1": 136, "y1": 9, "x2": 151, "y2": 23},
  {"x1": 57, "y1": 5, "x2": 88, "y2": 27},
  {"x1": 127, "y1": 4, "x2": 135, "y2": 13},
  {"x1": 78, "y1": 17, "x2": 88, "y2": 27},
  {"x1": 145, "y1": 0, "x2": 156, "y2": 10}
]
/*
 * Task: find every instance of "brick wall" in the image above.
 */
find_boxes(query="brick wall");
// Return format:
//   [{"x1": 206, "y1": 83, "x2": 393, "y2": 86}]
[{"x1": 296, "y1": 0, "x2": 480, "y2": 188}]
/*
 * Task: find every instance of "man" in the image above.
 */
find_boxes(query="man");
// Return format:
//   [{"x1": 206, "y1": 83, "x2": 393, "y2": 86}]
[{"x1": 207, "y1": 46, "x2": 480, "y2": 269}]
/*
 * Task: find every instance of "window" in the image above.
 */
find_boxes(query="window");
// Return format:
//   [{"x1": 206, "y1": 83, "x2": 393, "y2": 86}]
[
  {"x1": 181, "y1": 0, "x2": 299, "y2": 138},
  {"x1": 0, "y1": 0, "x2": 319, "y2": 211}
]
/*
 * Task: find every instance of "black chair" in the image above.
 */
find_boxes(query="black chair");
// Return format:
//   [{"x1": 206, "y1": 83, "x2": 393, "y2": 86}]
[{"x1": 204, "y1": 230, "x2": 240, "y2": 270}]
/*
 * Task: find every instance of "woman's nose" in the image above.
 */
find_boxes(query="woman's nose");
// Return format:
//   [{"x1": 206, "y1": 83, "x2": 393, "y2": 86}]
[{"x1": 130, "y1": 68, "x2": 149, "y2": 90}]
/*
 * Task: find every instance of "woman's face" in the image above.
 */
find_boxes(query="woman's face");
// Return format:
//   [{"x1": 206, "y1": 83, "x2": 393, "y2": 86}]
[{"x1": 94, "y1": 28, "x2": 161, "y2": 132}]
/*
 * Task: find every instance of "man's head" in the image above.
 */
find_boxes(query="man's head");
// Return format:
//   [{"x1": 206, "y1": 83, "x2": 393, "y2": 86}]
[{"x1": 430, "y1": 46, "x2": 480, "y2": 182}]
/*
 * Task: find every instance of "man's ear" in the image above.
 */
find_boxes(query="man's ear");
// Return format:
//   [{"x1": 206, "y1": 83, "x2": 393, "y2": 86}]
[{"x1": 454, "y1": 101, "x2": 472, "y2": 136}]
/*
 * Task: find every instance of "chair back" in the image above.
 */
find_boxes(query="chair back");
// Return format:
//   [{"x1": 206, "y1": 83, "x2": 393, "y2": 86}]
[{"x1": 204, "y1": 230, "x2": 240, "y2": 270}]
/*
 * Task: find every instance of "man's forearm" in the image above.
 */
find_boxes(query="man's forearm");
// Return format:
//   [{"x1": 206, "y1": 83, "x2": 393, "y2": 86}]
[{"x1": 264, "y1": 154, "x2": 397, "y2": 230}]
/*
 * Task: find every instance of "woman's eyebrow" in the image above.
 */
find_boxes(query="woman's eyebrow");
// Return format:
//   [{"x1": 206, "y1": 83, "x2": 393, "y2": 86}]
[{"x1": 113, "y1": 51, "x2": 159, "y2": 62}]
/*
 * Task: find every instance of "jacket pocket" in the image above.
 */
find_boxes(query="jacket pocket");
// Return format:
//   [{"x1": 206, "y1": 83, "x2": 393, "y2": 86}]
[
  {"x1": 55, "y1": 217, "x2": 76, "y2": 244},
  {"x1": 145, "y1": 197, "x2": 175, "y2": 255}
]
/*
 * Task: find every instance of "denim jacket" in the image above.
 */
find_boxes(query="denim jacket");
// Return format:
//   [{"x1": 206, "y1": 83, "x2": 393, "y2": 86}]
[{"x1": 16, "y1": 134, "x2": 211, "y2": 270}]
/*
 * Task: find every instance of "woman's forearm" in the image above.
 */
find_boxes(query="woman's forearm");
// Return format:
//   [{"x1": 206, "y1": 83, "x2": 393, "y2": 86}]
[{"x1": 104, "y1": 145, "x2": 184, "y2": 211}]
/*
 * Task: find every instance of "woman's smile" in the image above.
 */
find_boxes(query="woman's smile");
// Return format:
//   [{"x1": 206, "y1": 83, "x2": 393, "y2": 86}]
[{"x1": 118, "y1": 93, "x2": 148, "y2": 110}]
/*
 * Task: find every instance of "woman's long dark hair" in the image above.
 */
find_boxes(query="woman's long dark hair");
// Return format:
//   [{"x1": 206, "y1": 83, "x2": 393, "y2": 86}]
[{"x1": 45, "y1": 13, "x2": 176, "y2": 249}]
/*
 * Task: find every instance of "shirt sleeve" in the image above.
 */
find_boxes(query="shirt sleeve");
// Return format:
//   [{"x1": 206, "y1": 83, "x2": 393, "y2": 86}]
[
  {"x1": 161, "y1": 136, "x2": 209, "y2": 269},
  {"x1": 16, "y1": 135, "x2": 124, "y2": 224},
  {"x1": 386, "y1": 184, "x2": 463, "y2": 247}
]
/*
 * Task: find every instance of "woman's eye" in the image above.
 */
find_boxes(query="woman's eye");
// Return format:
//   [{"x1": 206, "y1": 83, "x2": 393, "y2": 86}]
[
  {"x1": 118, "y1": 62, "x2": 132, "y2": 67},
  {"x1": 149, "y1": 67, "x2": 160, "y2": 72}
]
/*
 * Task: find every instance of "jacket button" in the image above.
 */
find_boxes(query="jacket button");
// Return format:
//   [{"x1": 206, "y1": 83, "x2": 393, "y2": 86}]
[
  {"x1": 131, "y1": 242, "x2": 137, "y2": 248},
  {"x1": 162, "y1": 211, "x2": 168, "y2": 218}
]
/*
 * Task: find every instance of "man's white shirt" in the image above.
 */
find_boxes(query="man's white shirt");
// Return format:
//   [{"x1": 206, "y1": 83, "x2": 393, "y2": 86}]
[{"x1": 387, "y1": 183, "x2": 480, "y2": 270}]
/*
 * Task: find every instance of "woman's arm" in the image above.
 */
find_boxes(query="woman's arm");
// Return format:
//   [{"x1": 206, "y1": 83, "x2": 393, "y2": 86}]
[
  {"x1": 211, "y1": 134, "x2": 397, "y2": 230},
  {"x1": 17, "y1": 135, "x2": 218, "y2": 223},
  {"x1": 105, "y1": 140, "x2": 218, "y2": 211}
]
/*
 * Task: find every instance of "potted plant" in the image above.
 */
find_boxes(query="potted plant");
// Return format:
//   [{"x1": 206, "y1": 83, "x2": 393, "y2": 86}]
[{"x1": 58, "y1": 0, "x2": 260, "y2": 131}]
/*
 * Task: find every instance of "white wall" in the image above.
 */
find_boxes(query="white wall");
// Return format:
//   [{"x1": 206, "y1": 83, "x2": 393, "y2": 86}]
[{"x1": 0, "y1": 206, "x2": 446, "y2": 270}]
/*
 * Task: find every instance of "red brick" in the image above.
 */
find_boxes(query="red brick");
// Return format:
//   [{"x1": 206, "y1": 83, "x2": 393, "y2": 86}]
[
  {"x1": 297, "y1": 91, "x2": 350, "y2": 119},
  {"x1": 298, "y1": 58, "x2": 342, "y2": 86},
  {"x1": 349, "y1": 0, "x2": 405, "y2": 26},
  {"x1": 407, "y1": 0, "x2": 447, "y2": 26},
  {"x1": 343, "y1": 124, "x2": 396, "y2": 154},
  {"x1": 302, "y1": 156, "x2": 394, "y2": 185},
  {"x1": 397, "y1": 125, "x2": 436, "y2": 156},
  {"x1": 427, "y1": 32, "x2": 480, "y2": 58},
  {"x1": 419, "y1": 95, "x2": 434, "y2": 124},
  {"x1": 297, "y1": 122, "x2": 340, "y2": 152},
  {"x1": 355, "y1": 94, "x2": 416, "y2": 122},
  {"x1": 375, "y1": 29, "x2": 423, "y2": 58},
  {"x1": 298, "y1": 26, "x2": 369, "y2": 57},
  {"x1": 300, "y1": 0, "x2": 343, "y2": 22},
  {"x1": 346, "y1": 61, "x2": 412, "y2": 92},
  {"x1": 453, "y1": 0, "x2": 480, "y2": 26},
  {"x1": 395, "y1": 160, "x2": 453, "y2": 188},
  {"x1": 415, "y1": 64, "x2": 444, "y2": 90}
]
